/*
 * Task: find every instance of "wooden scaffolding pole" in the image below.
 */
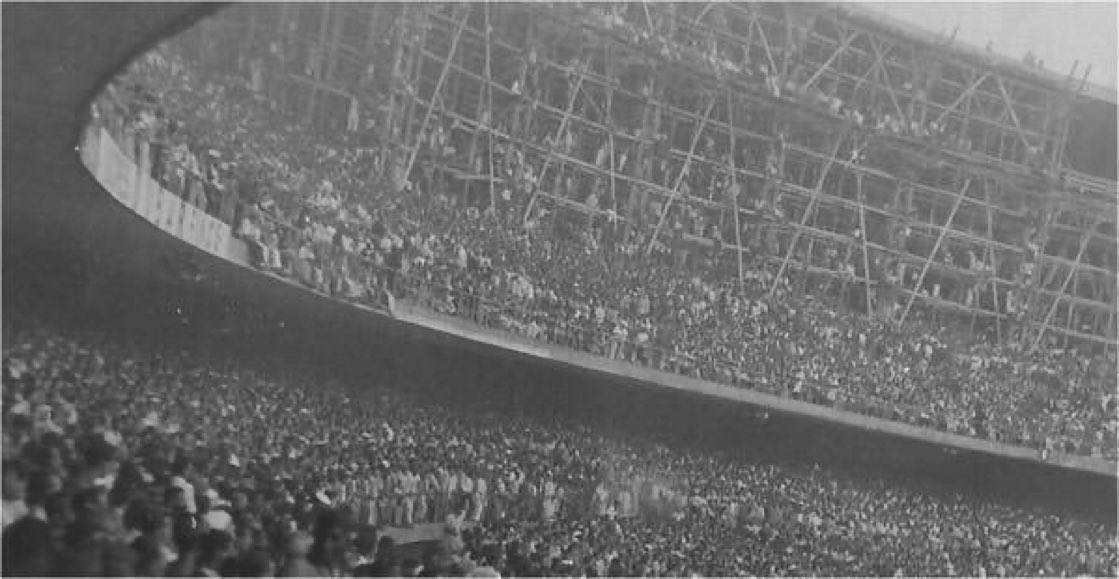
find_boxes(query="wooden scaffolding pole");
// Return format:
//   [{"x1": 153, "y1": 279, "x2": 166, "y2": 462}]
[
  {"x1": 400, "y1": 7, "x2": 429, "y2": 152},
  {"x1": 768, "y1": 132, "x2": 847, "y2": 297},
  {"x1": 748, "y1": 9, "x2": 779, "y2": 75},
  {"x1": 323, "y1": 4, "x2": 344, "y2": 87},
  {"x1": 855, "y1": 172, "x2": 874, "y2": 315},
  {"x1": 304, "y1": 3, "x2": 334, "y2": 124},
  {"x1": 384, "y1": 6, "x2": 409, "y2": 144},
  {"x1": 521, "y1": 61, "x2": 589, "y2": 224},
  {"x1": 934, "y1": 72, "x2": 989, "y2": 127},
  {"x1": 463, "y1": 11, "x2": 490, "y2": 201},
  {"x1": 868, "y1": 36, "x2": 907, "y2": 123},
  {"x1": 726, "y1": 90, "x2": 746, "y2": 290},
  {"x1": 484, "y1": 4, "x2": 496, "y2": 208},
  {"x1": 898, "y1": 176, "x2": 973, "y2": 325},
  {"x1": 1031, "y1": 221, "x2": 1097, "y2": 352},
  {"x1": 402, "y1": 8, "x2": 469, "y2": 185},
  {"x1": 1052, "y1": 112, "x2": 1073, "y2": 170},
  {"x1": 603, "y1": 43, "x2": 618, "y2": 219},
  {"x1": 464, "y1": 28, "x2": 490, "y2": 174},
  {"x1": 982, "y1": 181, "x2": 1002, "y2": 343},
  {"x1": 1108, "y1": 312, "x2": 1116, "y2": 353},
  {"x1": 1064, "y1": 261, "x2": 1081, "y2": 347},
  {"x1": 994, "y1": 77, "x2": 1035, "y2": 154},
  {"x1": 802, "y1": 27, "x2": 858, "y2": 91},
  {"x1": 646, "y1": 96, "x2": 718, "y2": 255}
]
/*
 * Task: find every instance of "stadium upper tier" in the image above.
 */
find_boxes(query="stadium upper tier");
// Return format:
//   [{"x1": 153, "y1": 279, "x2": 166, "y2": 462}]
[
  {"x1": 88, "y1": 2, "x2": 1116, "y2": 459},
  {"x1": 180, "y1": 2, "x2": 1116, "y2": 348},
  {"x1": 87, "y1": 2, "x2": 1119, "y2": 459}
]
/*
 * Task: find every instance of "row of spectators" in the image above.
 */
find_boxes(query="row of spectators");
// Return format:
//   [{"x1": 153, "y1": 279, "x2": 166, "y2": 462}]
[
  {"x1": 4, "y1": 315, "x2": 1116, "y2": 577},
  {"x1": 87, "y1": 39, "x2": 1116, "y2": 461}
]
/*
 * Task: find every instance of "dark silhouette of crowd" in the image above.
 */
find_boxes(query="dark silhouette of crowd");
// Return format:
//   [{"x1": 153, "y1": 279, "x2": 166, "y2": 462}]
[
  {"x1": 91, "y1": 37, "x2": 1115, "y2": 463},
  {"x1": 3, "y1": 310, "x2": 1116, "y2": 577}
]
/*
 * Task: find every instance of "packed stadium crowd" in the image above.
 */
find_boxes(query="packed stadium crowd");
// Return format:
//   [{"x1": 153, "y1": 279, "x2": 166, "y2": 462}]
[
  {"x1": 86, "y1": 33, "x2": 1115, "y2": 468},
  {"x1": 3, "y1": 313, "x2": 1116, "y2": 577}
]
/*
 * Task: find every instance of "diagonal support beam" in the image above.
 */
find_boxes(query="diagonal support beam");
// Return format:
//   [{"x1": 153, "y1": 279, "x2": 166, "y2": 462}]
[
  {"x1": 692, "y1": 1, "x2": 716, "y2": 25},
  {"x1": 646, "y1": 96, "x2": 717, "y2": 255},
  {"x1": 803, "y1": 29, "x2": 859, "y2": 92},
  {"x1": 897, "y1": 177, "x2": 973, "y2": 325},
  {"x1": 749, "y1": 9, "x2": 779, "y2": 76},
  {"x1": 402, "y1": 7, "x2": 469, "y2": 185},
  {"x1": 522, "y1": 61, "x2": 589, "y2": 224},
  {"x1": 768, "y1": 132, "x2": 848, "y2": 297},
  {"x1": 1031, "y1": 221, "x2": 1097, "y2": 352},
  {"x1": 868, "y1": 36, "x2": 907, "y2": 124},
  {"x1": 994, "y1": 76, "x2": 1034, "y2": 153},
  {"x1": 850, "y1": 34, "x2": 889, "y2": 96},
  {"x1": 934, "y1": 71, "x2": 990, "y2": 127},
  {"x1": 1064, "y1": 258, "x2": 1081, "y2": 346}
]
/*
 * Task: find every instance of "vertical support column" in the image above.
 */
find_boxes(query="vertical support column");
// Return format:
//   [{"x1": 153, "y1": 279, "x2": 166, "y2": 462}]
[
  {"x1": 1051, "y1": 105, "x2": 1072, "y2": 170},
  {"x1": 467, "y1": 14, "x2": 490, "y2": 181},
  {"x1": 512, "y1": 26, "x2": 537, "y2": 182},
  {"x1": 363, "y1": 3, "x2": 379, "y2": 55},
  {"x1": 305, "y1": 3, "x2": 334, "y2": 124},
  {"x1": 484, "y1": 4, "x2": 496, "y2": 209},
  {"x1": 802, "y1": 209, "x2": 820, "y2": 292},
  {"x1": 245, "y1": 4, "x2": 258, "y2": 58},
  {"x1": 402, "y1": 7, "x2": 430, "y2": 151},
  {"x1": 856, "y1": 172, "x2": 874, "y2": 315},
  {"x1": 385, "y1": 5, "x2": 409, "y2": 144},
  {"x1": 630, "y1": 70, "x2": 663, "y2": 231},
  {"x1": 982, "y1": 181, "x2": 1002, "y2": 343},
  {"x1": 1023, "y1": 198, "x2": 1061, "y2": 341},
  {"x1": 726, "y1": 89, "x2": 746, "y2": 291},
  {"x1": 278, "y1": 3, "x2": 292, "y2": 46},
  {"x1": 605, "y1": 44, "x2": 618, "y2": 219},
  {"x1": 324, "y1": 3, "x2": 344, "y2": 86}
]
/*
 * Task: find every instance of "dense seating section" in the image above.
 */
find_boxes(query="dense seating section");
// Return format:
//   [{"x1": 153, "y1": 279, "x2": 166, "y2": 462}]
[
  {"x1": 88, "y1": 41, "x2": 1117, "y2": 461},
  {"x1": 3, "y1": 315, "x2": 1116, "y2": 577}
]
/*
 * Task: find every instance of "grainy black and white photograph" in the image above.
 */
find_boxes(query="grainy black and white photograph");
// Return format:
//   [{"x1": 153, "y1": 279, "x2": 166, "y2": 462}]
[{"x1": 3, "y1": 1, "x2": 1117, "y2": 577}]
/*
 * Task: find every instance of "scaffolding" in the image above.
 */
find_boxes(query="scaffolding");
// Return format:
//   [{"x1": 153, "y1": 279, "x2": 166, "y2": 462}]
[{"x1": 206, "y1": 2, "x2": 1117, "y2": 352}]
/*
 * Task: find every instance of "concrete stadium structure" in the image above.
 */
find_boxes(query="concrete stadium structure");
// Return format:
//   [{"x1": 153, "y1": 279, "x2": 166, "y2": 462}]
[{"x1": 4, "y1": 2, "x2": 1116, "y2": 523}]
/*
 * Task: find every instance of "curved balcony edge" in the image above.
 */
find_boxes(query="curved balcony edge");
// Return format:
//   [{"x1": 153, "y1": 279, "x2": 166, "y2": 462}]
[{"x1": 77, "y1": 122, "x2": 1118, "y2": 479}]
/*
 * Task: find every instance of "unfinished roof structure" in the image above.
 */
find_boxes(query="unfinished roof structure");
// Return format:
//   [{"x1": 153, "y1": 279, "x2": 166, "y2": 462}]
[{"x1": 187, "y1": 2, "x2": 1117, "y2": 353}]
